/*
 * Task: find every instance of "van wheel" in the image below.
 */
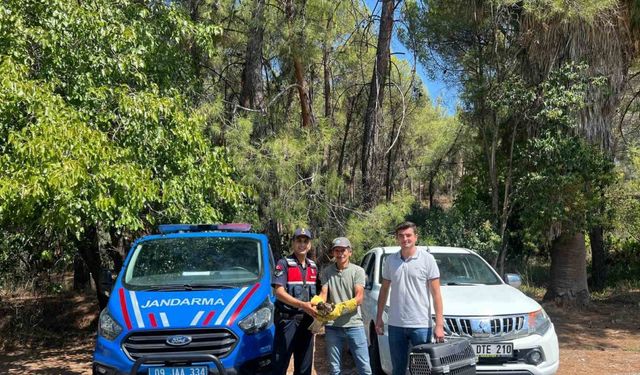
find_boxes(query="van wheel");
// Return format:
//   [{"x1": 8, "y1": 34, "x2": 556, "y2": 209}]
[{"x1": 369, "y1": 327, "x2": 386, "y2": 375}]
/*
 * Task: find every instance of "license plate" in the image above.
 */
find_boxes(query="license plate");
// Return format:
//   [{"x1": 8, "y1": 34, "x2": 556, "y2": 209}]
[
  {"x1": 148, "y1": 366, "x2": 208, "y2": 375},
  {"x1": 472, "y1": 343, "x2": 514, "y2": 357}
]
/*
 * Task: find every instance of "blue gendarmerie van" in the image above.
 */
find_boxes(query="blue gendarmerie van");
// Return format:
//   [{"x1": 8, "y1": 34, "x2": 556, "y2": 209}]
[{"x1": 93, "y1": 224, "x2": 275, "y2": 375}]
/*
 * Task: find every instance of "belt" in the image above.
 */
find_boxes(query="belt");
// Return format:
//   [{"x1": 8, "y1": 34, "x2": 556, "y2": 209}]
[{"x1": 277, "y1": 311, "x2": 304, "y2": 320}]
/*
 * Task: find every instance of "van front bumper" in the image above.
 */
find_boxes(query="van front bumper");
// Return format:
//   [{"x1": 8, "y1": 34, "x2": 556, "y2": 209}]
[{"x1": 93, "y1": 325, "x2": 274, "y2": 375}]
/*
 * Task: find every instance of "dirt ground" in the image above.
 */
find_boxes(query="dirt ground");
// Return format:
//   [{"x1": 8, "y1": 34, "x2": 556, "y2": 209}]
[
  {"x1": 0, "y1": 291, "x2": 639, "y2": 374},
  {"x1": 541, "y1": 290, "x2": 640, "y2": 375}
]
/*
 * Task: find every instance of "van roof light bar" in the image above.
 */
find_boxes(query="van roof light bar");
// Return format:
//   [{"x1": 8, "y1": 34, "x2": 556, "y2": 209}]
[
  {"x1": 158, "y1": 223, "x2": 252, "y2": 234},
  {"x1": 216, "y1": 223, "x2": 253, "y2": 232}
]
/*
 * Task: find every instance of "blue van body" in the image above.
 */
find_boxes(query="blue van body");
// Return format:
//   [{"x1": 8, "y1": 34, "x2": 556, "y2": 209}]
[{"x1": 93, "y1": 225, "x2": 275, "y2": 375}]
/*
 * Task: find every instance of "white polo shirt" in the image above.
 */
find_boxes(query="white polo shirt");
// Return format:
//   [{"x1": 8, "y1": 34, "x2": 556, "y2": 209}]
[{"x1": 382, "y1": 248, "x2": 440, "y2": 328}]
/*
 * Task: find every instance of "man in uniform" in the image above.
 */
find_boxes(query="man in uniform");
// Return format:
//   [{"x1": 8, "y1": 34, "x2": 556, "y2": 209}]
[{"x1": 272, "y1": 228, "x2": 319, "y2": 375}]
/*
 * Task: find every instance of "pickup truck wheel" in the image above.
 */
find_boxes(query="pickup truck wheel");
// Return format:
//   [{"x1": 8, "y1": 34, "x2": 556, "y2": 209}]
[{"x1": 369, "y1": 328, "x2": 385, "y2": 375}]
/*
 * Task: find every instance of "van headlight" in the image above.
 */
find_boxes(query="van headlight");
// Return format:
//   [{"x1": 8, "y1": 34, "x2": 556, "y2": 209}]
[
  {"x1": 239, "y1": 299, "x2": 273, "y2": 334},
  {"x1": 98, "y1": 308, "x2": 123, "y2": 341},
  {"x1": 527, "y1": 308, "x2": 551, "y2": 335}
]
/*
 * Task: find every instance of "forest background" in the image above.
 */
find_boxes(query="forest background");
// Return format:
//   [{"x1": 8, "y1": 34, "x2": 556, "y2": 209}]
[{"x1": 1, "y1": 0, "x2": 640, "y2": 314}]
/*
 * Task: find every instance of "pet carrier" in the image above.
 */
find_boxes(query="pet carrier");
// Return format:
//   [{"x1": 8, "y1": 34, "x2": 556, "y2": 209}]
[{"x1": 408, "y1": 337, "x2": 477, "y2": 375}]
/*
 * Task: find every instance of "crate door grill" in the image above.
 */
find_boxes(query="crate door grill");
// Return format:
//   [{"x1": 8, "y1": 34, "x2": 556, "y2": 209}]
[{"x1": 408, "y1": 338, "x2": 477, "y2": 375}]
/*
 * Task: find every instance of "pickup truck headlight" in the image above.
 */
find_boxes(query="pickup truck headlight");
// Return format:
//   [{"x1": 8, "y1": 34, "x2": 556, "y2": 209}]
[
  {"x1": 527, "y1": 308, "x2": 551, "y2": 335},
  {"x1": 239, "y1": 299, "x2": 273, "y2": 334},
  {"x1": 98, "y1": 308, "x2": 123, "y2": 341}
]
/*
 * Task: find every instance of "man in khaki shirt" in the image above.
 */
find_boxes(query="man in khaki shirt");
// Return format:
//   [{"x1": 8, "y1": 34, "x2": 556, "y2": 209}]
[{"x1": 317, "y1": 237, "x2": 372, "y2": 375}]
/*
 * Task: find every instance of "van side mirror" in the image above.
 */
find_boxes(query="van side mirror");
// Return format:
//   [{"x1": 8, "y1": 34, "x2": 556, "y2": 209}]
[{"x1": 504, "y1": 273, "x2": 522, "y2": 288}]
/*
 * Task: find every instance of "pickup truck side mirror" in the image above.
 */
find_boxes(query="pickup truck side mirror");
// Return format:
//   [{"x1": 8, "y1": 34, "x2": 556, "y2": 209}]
[{"x1": 504, "y1": 273, "x2": 522, "y2": 288}]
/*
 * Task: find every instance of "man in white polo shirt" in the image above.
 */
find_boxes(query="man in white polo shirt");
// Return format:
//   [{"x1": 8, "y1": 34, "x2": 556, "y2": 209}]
[{"x1": 375, "y1": 221, "x2": 444, "y2": 375}]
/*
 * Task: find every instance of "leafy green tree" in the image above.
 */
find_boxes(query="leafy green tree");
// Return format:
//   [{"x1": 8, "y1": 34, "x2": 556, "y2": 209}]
[
  {"x1": 402, "y1": 0, "x2": 527, "y2": 273},
  {"x1": 217, "y1": 0, "x2": 459, "y2": 259},
  {"x1": 0, "y1": 0, "x2": 247, "y2": 308},
  {"x1": 1, "y1": 0, "x2": 464, "y2": 304},
  {"x1": 345, "y1": 193, "x2": 416, "y2": 261},
  {"x1": 403, "y1": 0, "x2": 639, "y2": 304},
  {"x1": 517, "y1": 1, "x2": 638, "y2": 299}
]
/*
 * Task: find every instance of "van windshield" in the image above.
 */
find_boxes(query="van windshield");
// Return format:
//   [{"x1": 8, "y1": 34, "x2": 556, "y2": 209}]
[{"x1": 124, "y1": 237, "x2": 262, "y2": 289}]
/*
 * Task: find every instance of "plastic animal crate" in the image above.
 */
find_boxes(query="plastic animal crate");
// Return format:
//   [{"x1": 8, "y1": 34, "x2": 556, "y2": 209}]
[{"x1": 408, "y1": 337, "x2": 477, "y2": 375}]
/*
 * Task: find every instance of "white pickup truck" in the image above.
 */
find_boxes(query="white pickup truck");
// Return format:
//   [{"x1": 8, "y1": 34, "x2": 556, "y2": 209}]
[{"x1": 359, "y1": 246, "x2": 559, "y2": 375}]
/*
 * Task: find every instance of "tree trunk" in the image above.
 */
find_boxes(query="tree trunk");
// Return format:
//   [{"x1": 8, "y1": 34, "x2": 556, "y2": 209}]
[
  {"x1": 286, "y1": 0, "x2": 314, "y2": 128},
  {"x1": 267, "y1": 219, "x2": 284, "y2": 258},
  {"x1": 239, "y1": 0, "x2": 266, "y2": 111},
  {"x1": 73, "y1": 253, "x2": 90, "y2": 291},
  {"x1": 320, "y1": 14, "x2": 335, "y2": 172},
  {"x1": 188, "y1": 0, "x2": 203, "y2": 100},
  {"x1": 428, "y1": 171, "x2": 435, "y2": 208},
  {"x1": 349, "y1": 150, "x2": 358, "y2": 200},
  {"x1": 544, "y1": 232, "x2": 590, "y2": 306},
  {"x1": 75, "y1": 225, "x2": 110, "y2": 311},
  {"x1": 293, "y1": 56, "x2": 314, "y2": 128},
  {"x1": 495, "y1": 122, "x2": 518, "y2": 274},
  {"x1": 108, "y1": 227, "x2": 126, "y2": 275},
  {"x1": 385, "y1": 111, "x2": 397, "y2": 202},
  {"x1": 589, "y1": 225, "x2": 607, "y2": 291},
  {"x1": 338, "y1": 95, "x2": 356, "y2": 177},
  {"x1": 323, "y1": 43, "x2": 332, "y2": 120},
  {"x1": 362, "y1": 0, "x2": 394, "y2": 206}
]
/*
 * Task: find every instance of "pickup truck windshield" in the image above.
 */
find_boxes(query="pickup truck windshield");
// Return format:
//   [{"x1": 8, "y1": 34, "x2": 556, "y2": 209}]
[
  {"x1": 433, "y1": 253, "x2": 501, "y2": 285},
  {"x1": 124, "y1": 237, "x2": 262, "y2": 289},
  {"x1": 379, "y1": 252, "x2": 501, "y2": 285}
]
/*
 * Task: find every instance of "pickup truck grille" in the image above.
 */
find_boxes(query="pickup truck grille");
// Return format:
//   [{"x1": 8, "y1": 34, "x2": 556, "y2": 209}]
[
  {"x1": 445, "y1": 315, "x2": 526, "y2": 339},
  {"x1": 122, "y1": 328, "x2": 237, "y2": 362}
]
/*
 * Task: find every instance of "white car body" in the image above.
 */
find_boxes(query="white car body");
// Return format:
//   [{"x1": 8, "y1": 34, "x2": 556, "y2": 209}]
[{"x1": 360, "y1": 246, "x2": 559, "y2": 375}]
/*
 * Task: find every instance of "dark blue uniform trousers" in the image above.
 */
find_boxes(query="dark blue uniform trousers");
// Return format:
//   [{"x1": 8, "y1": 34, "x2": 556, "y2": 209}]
[{"x1": 272, "y1": 313, "x2": 314, "y2": 375}]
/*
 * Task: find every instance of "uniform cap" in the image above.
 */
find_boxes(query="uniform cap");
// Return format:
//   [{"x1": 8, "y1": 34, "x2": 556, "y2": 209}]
[
  {"x1": 293, "y1": 227, "x2": 313, "y2": 239},
  {"x1": 331, "y1": 237, "x2": 351, "y2": 249}
]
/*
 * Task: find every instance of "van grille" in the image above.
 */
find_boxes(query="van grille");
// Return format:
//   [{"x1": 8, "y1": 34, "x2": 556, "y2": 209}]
[
  {"x1": 122, "y1": 328, "x2": 237, "y2": 362},
  {"x1": 445, "y1": 315, "x2": 526, "y2": 339}
]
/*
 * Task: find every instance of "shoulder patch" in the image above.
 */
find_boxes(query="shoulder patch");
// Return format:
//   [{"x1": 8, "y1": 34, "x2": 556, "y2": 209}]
[{"x1": 274, "y1": 264, "x2": 284, "y2": 277}]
